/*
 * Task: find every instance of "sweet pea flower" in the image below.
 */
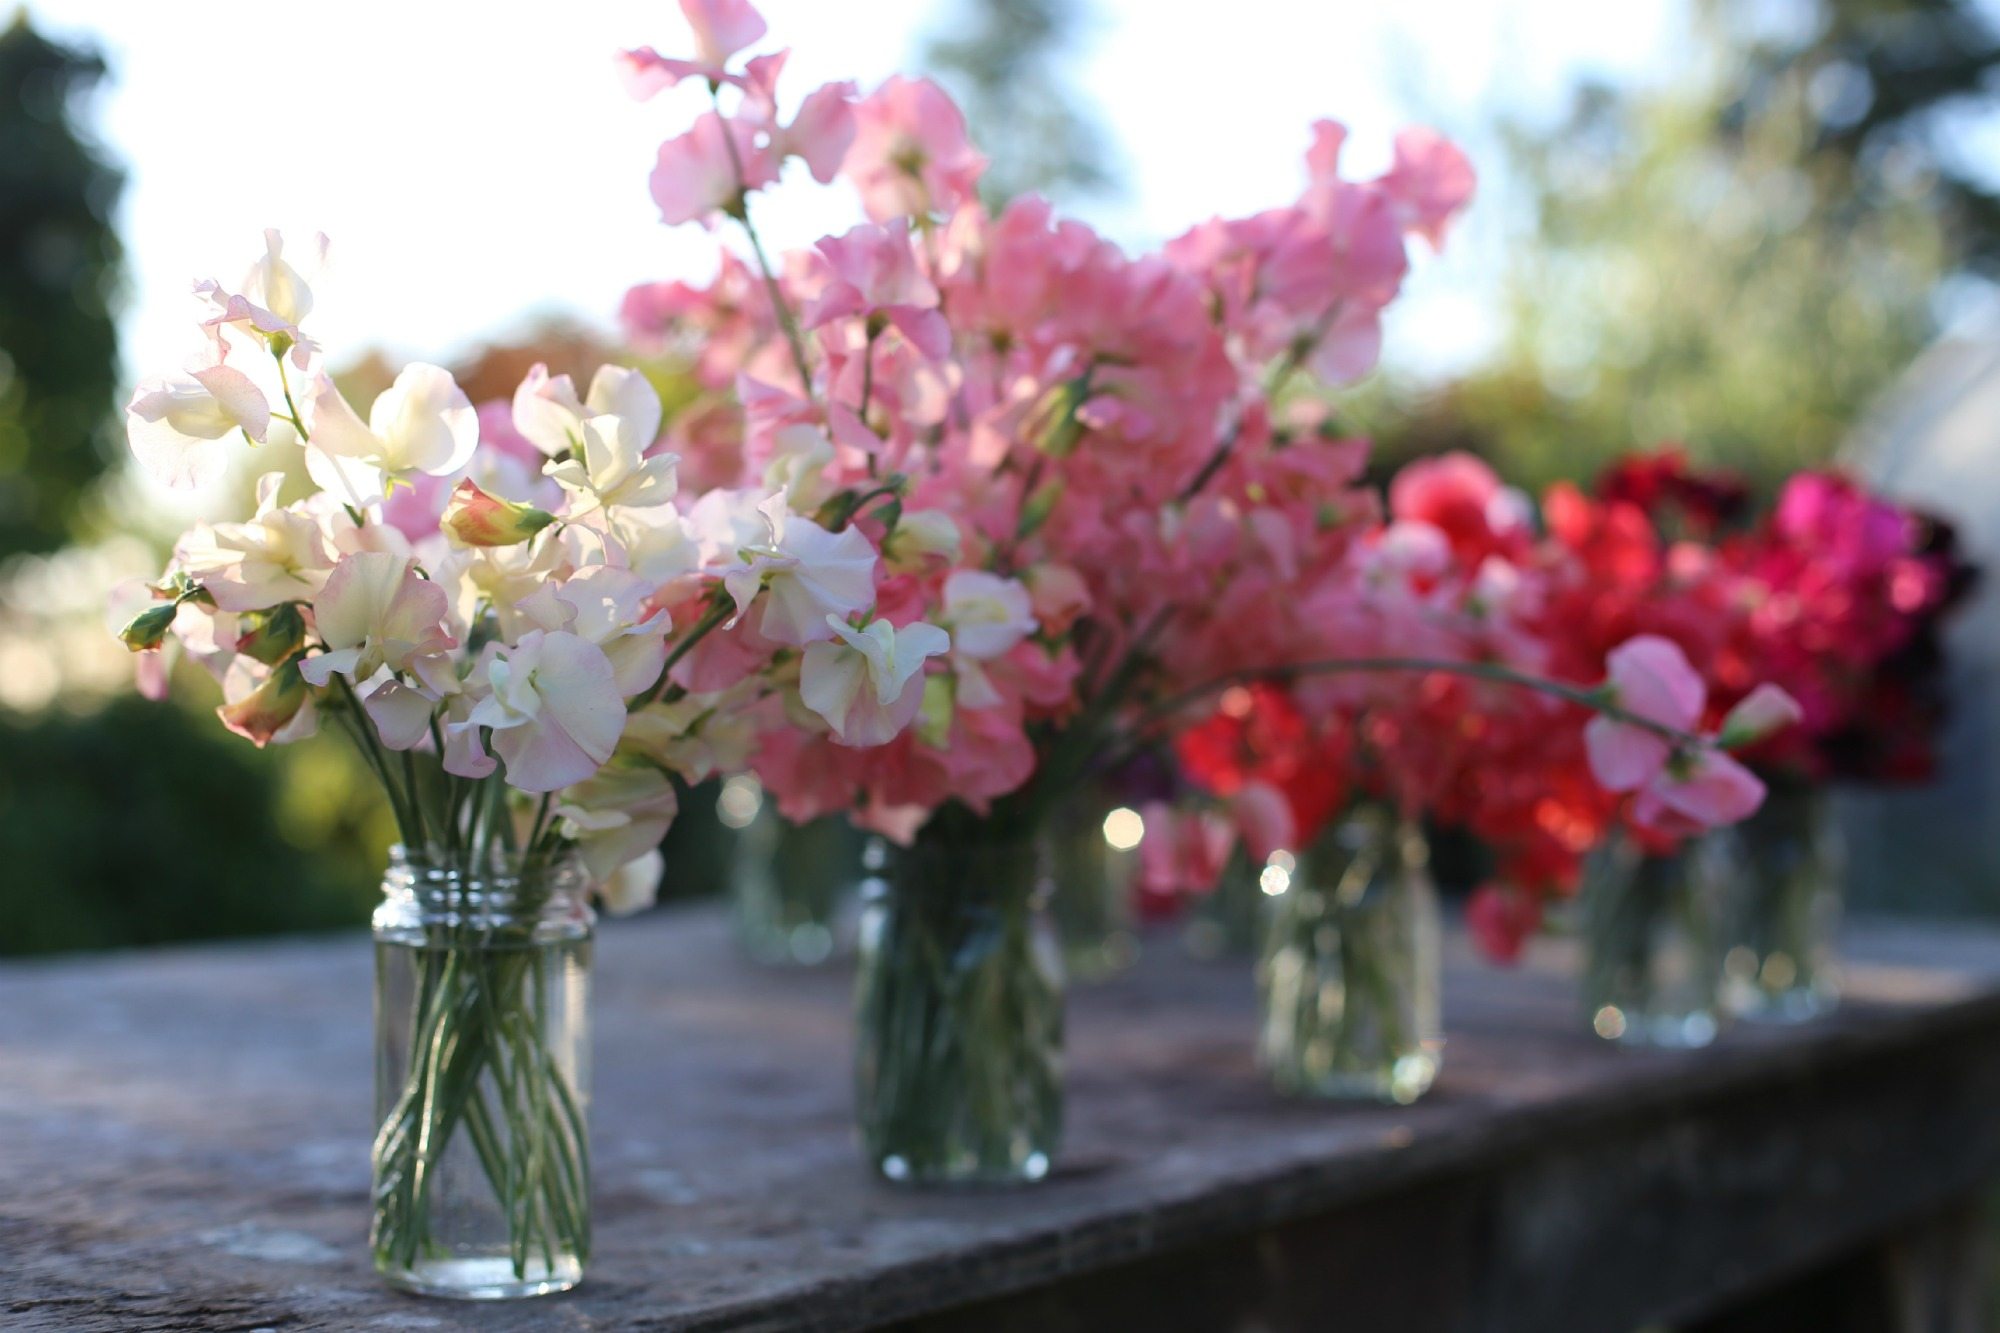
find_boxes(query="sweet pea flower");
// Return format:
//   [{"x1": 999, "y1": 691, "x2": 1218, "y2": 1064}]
[
  {"x1": 448, "y1": 630, "x2": 627, "y2": 792},
  {"x1": 652, "y1": 112, "x2": 777, "y2": 227},
  {"x1": 125, "y1": 362, "x2": 271, "y2": 490},
  {"x1": 174, "y1": 474, "x2": 332, "y2": 612},
  {"x1": 600, "y1": 848, "x2": 666, "y2": 915},
  {"x1": 1466, "y1": 882, "x2": 1540, "y2": 965},
  {"x1": 303, "y1": 363, "x2": 479, "y2": 501},
  {"x1": 517, "y1": 566, "x2": 672, "y2": 697},
  {"x1": 800, "y1": 614, "x2": 950, "y2": 745},
  {"x1": 514, "y1": 364, "x2": 666, "y2": 472},
  {"x1": 299, "y1": 551, "x2": 457, "y2": 690},
  {"x1": 1378, "y1": 127, "x2": 1477, "y2": 249},
  {"x1": 804, "y1": 221, "x2": 950, "y2": 362},
  {"x1": 196, "y1": 230, "x2": 327, "y2": 368},
  {"x1": 616, "y1": 0, "x2": 768, "y2": 97},
  {"x1": 548, "y1": 402, "x2": 680, "y2": 510},
  {"x1": 557, "y1": 755, "x2": 681, "y2": 881},
  {"x1": 719, "y1": 495, "x2": 879, "y2": 646},
  {"x1": 843, "y1": 76, "x2": 985, "y2": 222},
  {"x1": 1583, "y1": 636, "x2": 1704, "y2": 791},
  {"x1": 1585, "y1": 635, "x2": 1775, "y2": 832},
  {"x1": 940, "y1": 569, "x2": 1037, "y2": 708},
  {"x1": 779, "y1": 81, "x2": 859, "y2": 182}
]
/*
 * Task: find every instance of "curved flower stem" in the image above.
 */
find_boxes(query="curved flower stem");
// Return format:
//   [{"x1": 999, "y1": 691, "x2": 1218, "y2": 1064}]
[{"x1": 710, "y1": 88, "x2": 815, "y2": 396}]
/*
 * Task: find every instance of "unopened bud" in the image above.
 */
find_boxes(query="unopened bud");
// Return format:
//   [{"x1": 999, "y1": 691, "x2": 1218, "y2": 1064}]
[
  {"x1": 1718, "y1": 684, "x2": 1804, "y2": 750},
  {"x1": 883, "y1": 508, "x2": 961, "y2": 570},
  {"x1": 441, "y1": 479, "x2": 556, "y2": 547},
  {"x1": 119, "y1": 601, "x2": 179, "y2": 653},
  {"x1": 234, "y1": 603, "x2": 307, "y2": 666},
  {"x1": 216, "y1": 657, "x2": 310, "y2": 748}
]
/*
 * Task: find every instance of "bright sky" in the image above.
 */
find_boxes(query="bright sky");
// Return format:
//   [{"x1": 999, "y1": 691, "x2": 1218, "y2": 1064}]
[{"x1": 23, "y1": 0, "x2": 1688, "y2": 386}]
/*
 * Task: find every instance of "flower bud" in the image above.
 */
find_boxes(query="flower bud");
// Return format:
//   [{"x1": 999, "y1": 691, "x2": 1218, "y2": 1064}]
[
  {"x1": 917, "y1": 674, "x2": 955, "y2": 749},
  {"x1": 1016, "y1": 477, "x2": 1064, "y2": 541},
  {"x1": 440, "y1": 479, "x2": 557, "y2": 546},
  {"x1": 1718, "y1": 683, "x2": 1804, "y2": 750},
  {"x1": 216, "y1": 657, "x2": 311, "y2": 747},
  {"x1": 234, "y1": 603, "x2": 307, "y2": 666},
  {"x1": 118, "y1": 601, "x2": 180, "y2": 653},
  {"x1": 882, "y1": 507, "x2": 961, "y2": 570}
]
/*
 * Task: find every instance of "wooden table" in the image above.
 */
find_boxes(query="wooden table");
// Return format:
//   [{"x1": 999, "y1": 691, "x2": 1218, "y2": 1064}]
[{"x1": 4, "y1": 905, "x2": 1998, "y2": 1331}]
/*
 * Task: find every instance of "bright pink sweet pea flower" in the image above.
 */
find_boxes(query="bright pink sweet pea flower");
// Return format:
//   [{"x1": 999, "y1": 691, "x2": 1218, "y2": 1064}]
[
  {"x1": 1583, "y1": 635, "x2": 1704, "y2": 792},
  {"x1": 652, "y1": 113, "x2": 777, "y2": 227}
]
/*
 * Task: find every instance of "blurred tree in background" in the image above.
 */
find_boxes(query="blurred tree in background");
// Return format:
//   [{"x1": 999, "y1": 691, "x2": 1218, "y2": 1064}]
[
  {"x1": 1373, "y1": 0, "x2": 1999, "y2": 494},
  {"x1": 0, "y1": 13, "x2": 124, "y2": 558},
  {"x1": 920, "y1": 0, "x2": 1118, "y2": 204}
]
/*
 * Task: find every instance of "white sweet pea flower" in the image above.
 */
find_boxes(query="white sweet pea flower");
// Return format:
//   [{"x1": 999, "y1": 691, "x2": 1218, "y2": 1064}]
[
  {"x1": 304, "y1": 363, "x2": 479, "y2": 502},
  {"x1": 125, "y1": 362, "x2": 271, "y2": 490},
  {"x1": 940, "y1": 569, "x2": 1038, "y2": 708},
  {"x1": 799, "y1": 615, "x2": 950, "y2": 745},
  {"x1": 720, "y1": 495, "x2": 879, "y2": 647},
  {"x1": 242, "y1": 229, "x2": 323, "y2": 330},
  {"x1": 299, "y1": 551, "x2": 457, "y2": 690},
  {"x1": 174, "y1": 474, "x2": 333, "y2": 612},
  {"x1": 513, "y1": 363, "x2": 662, "y2": 458},
  {"x1": 599, "y1": 848, "x2": 664, "y2": 916},
  {"x1": 762, "y1": 423, "x2": 838, "y2": 510},
  {"x1": 447, "y1": 630, "x2": 625, "y2": 793},
  {"x1": 624, "y1": 692, "x2": 757, "y2": 784},
  {"x1": 546, "y1": 413, "x2": 680, "y2": 513},
  {"x1": 556, "y1": 756, "x2": 680, "y2": 881}
]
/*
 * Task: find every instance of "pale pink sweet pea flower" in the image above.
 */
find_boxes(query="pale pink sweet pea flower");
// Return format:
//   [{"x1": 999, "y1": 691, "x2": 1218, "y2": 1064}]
[
  {"x1": 1583, "y1": 635, "x2": 1705, "y2": 792},
  {"x1": 1378, "y1": 127, "x2": 1476, "y2": 249},
  {"x1": 450, "y1": 630, "x2": 627, "y2": 793},
  {"x1": 174, "y1": 473, "x2": 332, "y2": 612},
  {"x1": 616, "y1": 0, "x2": 768, "y2": 97},
  {"x1": 1632, "y1": 749, "x2": 1768, "y2": 834},
  {"x1": 195, "y1": 229, "x2": 327, "y2": 370},
  {"x1": 718, "y1": 495, "x2": 879, "y2": 646},
  {"x1": 304, "y1": 363, "x2": 479, "y2": 502},
  {"x1": 517, "y1": 566, "x2": 672, "y2": 698},
  {"x1": 299, "y1": 551, "x2": 457, "y2": 689},
  {"x1": 800, "y1": 614, "x2": 950, "y2": 746},
  {"x1": 779, "y1": 80, "x2": 859, "y2": 182},
  {"x1": 125, "y1": 363, "x2": 271, "y2": 490},
  {"x1": 544, "y1": 371, "x2": 677, "y2": 514},
  {"x1": 843, "y1": 76, "x2": 985, "y2": 222},
  {"x1": 652, "y1": 113, "x2": 777, "y2": 227},
  {"x1": 600, "y1": 848, "x2": 666, "y2": 915},
  {"x1": 804, "y1": 220, "x2": 950, "y2": 362}
]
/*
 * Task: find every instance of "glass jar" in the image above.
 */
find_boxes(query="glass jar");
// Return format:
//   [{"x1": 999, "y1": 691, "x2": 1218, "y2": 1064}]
[
  {"x1": 371, "y1": 847, "x2": 593, "y2": 1299},
  {"x1": 721, "y1": 776, "x2": 867, "y2": 966},
  {"x1": 1044, "y1": 800, "x2": 1139, "y2": 981},
  {"x1": 1183, "y1": 845, "x2": 1269, "y2": 960},
  {"x1": 854, "y1": 831, "x2": 1063, "y2": 1185},
  {"x1": 1716, "y1": 784, "x2": 1843, "y2": 1022},
  {"x1": 1258, "y1": 806, "x2": 1442, "y2": 1104},
  {"x1": 1578, "y1": 833, "x2": 1726, "y2": 1048}
]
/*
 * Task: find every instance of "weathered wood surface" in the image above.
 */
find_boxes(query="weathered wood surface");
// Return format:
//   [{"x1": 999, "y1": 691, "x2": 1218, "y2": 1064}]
[{"x1": 4, "y1": 906, "x2": 2000, "y2": 1332}]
